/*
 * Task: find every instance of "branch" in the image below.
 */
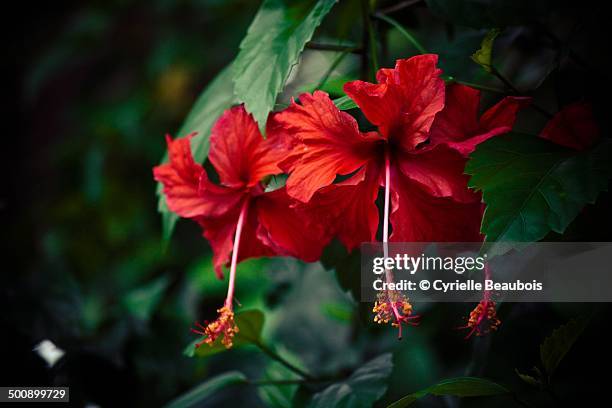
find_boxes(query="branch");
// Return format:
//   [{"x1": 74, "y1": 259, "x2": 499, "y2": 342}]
[
  {"x1": 490, "y1": 67, "x2": 553, "y2": 118},
  {"x1": 360, "y1": 0, "x2": 379, "y2": 80},
  {"x1": 316, "y1": 50, "x2": 351, "y2": 90},
  {"x1": 255, "y1": 342, "x2": 316, "y2": 381},
  {"x1": 378, "y1": 0, "x2": 422, "y2": 15},
  {"x1": 306, "y1": 42, "x2": 362, "y2": 53},
  {"x1": 373, "y1": 12, "x2": 427, "y2": 54}
]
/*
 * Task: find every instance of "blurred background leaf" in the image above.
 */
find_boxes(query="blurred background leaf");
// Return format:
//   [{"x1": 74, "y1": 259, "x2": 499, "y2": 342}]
[
  {"x1": 387, "y1": 377, "x2": 509, "y2": 408},
  {"x1": 6, "y1": 0, "x2": 612, "y2": 407},
  {"x1": 157, "y1": 65, "x2": 238, "y2": 242},
  {"x1": 309, "y1": 353, "x2": 393, "y2": 408},
  {"x1": 540, "y1": 317, "x2": 589, "y2": 379},
  {"x1": 165, "y1": 371, "x2": 248, "y2": 408}
]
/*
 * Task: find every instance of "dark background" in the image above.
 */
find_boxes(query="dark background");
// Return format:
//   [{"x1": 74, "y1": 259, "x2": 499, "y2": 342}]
[{"x1": 4, "y1": 1, "x2": 612, "y2": 407}]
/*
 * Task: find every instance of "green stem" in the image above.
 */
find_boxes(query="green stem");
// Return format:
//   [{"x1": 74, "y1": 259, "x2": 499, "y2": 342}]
[
  {"x1": 316, "y1": 50, "x2": 352, "y2": 90},
  {"x1": 453, "y1": 79, "x2": 506, "y2": 94},
  {"x1": 306, "y1": 42, "x2": 362, "y2": 53},
  {"x1": 360, "y1": 0, "x2": 379, "y2": 80},
  {"x1": 490, "y1": 67, "x2": 520, "y2": 94},
  {"x1": 511, "y1": 393, "x2": 535, "y2": 408},
  {"x1": 373, "y1": 13, "x2": 427, "y2": 55},
  {"x1": 378, "y1": 0, "x2": 422, "y2": 14},
  {"x1": 375, "y1": 11, "x2": 553, "y2": 121},
  {"x1": 490, "y1": 66, "x2": 553, "y2": 118},
  {"x1": 255, "y1": 342, "x2": 315, "y2": 381},
  {"x1": 248, "y1": 378, "x2": 327, "y2": 386}
]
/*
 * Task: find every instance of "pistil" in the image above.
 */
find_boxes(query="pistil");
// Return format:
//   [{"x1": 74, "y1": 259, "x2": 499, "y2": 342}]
[
  {"x1": 461, "y1": 264, "x2": 501, "y2": 338},
  {"x1": 192, "y1": 198, "x2": 249, "y2": 349},
  {"x1": 374, "y1": 149, "x2": 419, "y2": 339}
]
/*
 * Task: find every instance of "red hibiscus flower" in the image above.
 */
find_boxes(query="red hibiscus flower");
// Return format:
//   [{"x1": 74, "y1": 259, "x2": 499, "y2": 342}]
[
  {"x1": 270, "y1": 55, "x2": 528, "y2": 248},
  {"x1": 154, "y1": 105, "x2": 325, "y2": 348},
  {"x1": 430, "y1": 83, "x2": 531, "y2": 156},
  {"x1": 268, "y1": 55, "x2": 527, "y2": 337},
  {"x1": 539, "y1": 101, "x2": 599, "y2": 150}
]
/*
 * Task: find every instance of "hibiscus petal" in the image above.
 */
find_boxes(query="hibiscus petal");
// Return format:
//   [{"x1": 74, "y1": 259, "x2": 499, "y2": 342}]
[
  {"x1": 397, "y1": 145, "x2": 479, "y2": 203},
  {"x1": 209, "y1": 105, "x2": 283, "y2": 188},
  {"x1": 540, "y1": 102, "x2": 599, "y2": 151},
  {"x1": 344, "y1": 54, "x2": 445, "y2": 151},
  {"x1": 235, "y1": 204, "x2": 277, "y2": 263},
  {"x1": 267, "y1": 91, "x2": 381, "y2": 202},
  {"x1": 428, "y1": 84, "x2": 481, "y2": 146},
  {"x1": 429, "y1": 84, "x2": 529, "y2": 156},
  {"x1": 479, "y1": 93, "x2": 530, "y2": 132},
  {"x1": 342, "y1": 80, "x2": 403, "y2": 139},
  {"x1": 255, "y1": 188, "x2": 330, "y2": 262},
  {"x1": 390, "y1": 168, "x2": 484, "y2": 242},
  {"x1": 197, "y1": 211, "x2": 238, "y2": 280},
  {"x1": 154, "y1": 134, "x2": 217, "y2": 218},
  {"x1": 376, "y1": 68, "x2": 395, "y2": 84},
  {"x1": 197, "y1": 176, "x2": 245, "y2": 217},
  {"x1": 302, "y1": 163, "x2": 382, "y2": 251}
]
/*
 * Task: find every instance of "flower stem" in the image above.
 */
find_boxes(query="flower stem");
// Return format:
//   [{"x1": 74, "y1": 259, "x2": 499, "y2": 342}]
[
  {"x1": 490, "y1": 66, "x2": 553, "y2": 118},
  {"x1": 453, "y1": 79, "x2": 506, "y2": 94},
  {"x1": 305, "y1": 42, "x2": 362, "y2": 53},
  {"x1": 374, "y1": 13, "x2": 427, "y2": 55},
  {"x1": 361, "y1": 0, "x2": 379, "y2": 80},
  {"x1": 249, "y1": 379, "x2": 324, "y2": 386},
  {"x1": 225, "y1": 199, "x2": 249, "y2": 309},
  {"x1": 316, "y1": 49, "x2": 352, "y2": 90},
  {"x1": 255, "y1": 342, "x2": 315, "y2": 381},
  {"x1": 378, "y1": 0, "x2": 422, "y2": 15}
]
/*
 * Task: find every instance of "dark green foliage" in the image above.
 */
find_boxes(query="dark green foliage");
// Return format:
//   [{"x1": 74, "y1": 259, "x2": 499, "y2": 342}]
[{"x1": 8, "y1": 0, "x2": 612, "y2": 407}]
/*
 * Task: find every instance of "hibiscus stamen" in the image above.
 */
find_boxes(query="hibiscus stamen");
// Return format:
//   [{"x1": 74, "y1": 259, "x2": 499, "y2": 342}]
[
  {"x1": 459, "y1": 299, "x2": 501, "y2": 339},
  {"x1": 460, "y1": 265, "x2": 501, "y2": 338},
  {"x1": 375, "y1": 149, "x2": 420, "y2": 339},
  {"x1": 373, "y1": 291, "x2": 420, "y2": 339},
  {"x1": 193, "y1": 199, "x2": 249, "y2": 349}
]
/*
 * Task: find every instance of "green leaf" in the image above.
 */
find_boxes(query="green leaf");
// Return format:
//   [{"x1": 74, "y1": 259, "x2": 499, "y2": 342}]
[
  {"x1": 309, "y1": 353, "x2": 393, "y2": 408},
  {"x1": 466, "y1": 134, "x2": 612, "y2": 249},
  {"x1": 257, "y1": 352, "x2": 303, "y2": 408},
  {"x1": 388, "y1": 377, "x2": 509, "y2": 408},
  {"x1": 540, "y1": 317, "x2": 589, "y2": 378},
  {"x1": 234, "y1": 308, "x2": 265, "y2": 343},
  {"x1": 232, "y1": 0, "x2": 338, "y2": 128},
  {"x1": 122, "y1": 276, "x2": 169, "y2": 321},
  {"x1": 156, "y1": 65, "x2": 238, "y2": 242},
  {"x1": 184, "y1": 309, "x2": 265, "y2": 358},
  {"x1": 164, "y1": 371, "x2": 247, "y2": 408},
  {"x1": 515, "y1": 368, "x2": 542, "y2": 388},
  {"x1": 300, "y1": 75, "x2": 355, "y2": 98},
  {"x1": 332, "y1": 95, "x2": 358, "y2": 110},
  {"x1": 320, "y1": 239, "x2": 361, "y2": 301},
  {"x1": 471, "y1": 29, "x2": 500, "y2": 73},
  {"x1": 321, "y1": 302, "x2": 353, "y2": 323}
]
